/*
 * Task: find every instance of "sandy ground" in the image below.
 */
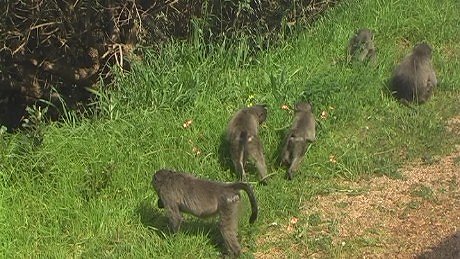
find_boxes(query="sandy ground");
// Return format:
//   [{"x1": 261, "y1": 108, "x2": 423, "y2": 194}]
[
  {"x1": 310, "y1": 148, "x2": 460, "y2": 258},
  {"x1": 255, "y1": 116, "x2": 460, "y2": 258}
]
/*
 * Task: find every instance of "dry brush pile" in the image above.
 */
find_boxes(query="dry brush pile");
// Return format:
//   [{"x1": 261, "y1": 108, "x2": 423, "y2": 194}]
[{"x1": 0, "y1": 0, "x2": 336, "y2": 130}]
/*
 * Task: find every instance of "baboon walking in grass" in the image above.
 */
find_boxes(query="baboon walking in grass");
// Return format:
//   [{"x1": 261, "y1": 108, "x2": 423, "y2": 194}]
[
  {"x1": 152, "y1": 169, "x2": 258, "y2": 257},
  {"x1": 347, "y1": 28, "x2": 376, "y2": 63},
  {"x1": 226, "y1": 104, "x2": 269, "y2": 183},
  {"x1": 280, "y1": 102, "x2": 316, "y2": 180}
]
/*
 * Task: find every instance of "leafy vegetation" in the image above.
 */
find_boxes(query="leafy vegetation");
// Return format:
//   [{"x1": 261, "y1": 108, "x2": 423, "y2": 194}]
[
  {"x1": 1, "y1": 0, "x2": 459, "y2": 257},
  {"x1": 0, "y1": 0, "x2": 335, "y2": 130}
]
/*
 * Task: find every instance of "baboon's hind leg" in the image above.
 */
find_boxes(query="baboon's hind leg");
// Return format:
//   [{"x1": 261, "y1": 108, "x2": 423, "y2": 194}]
[
  {"x1": 287, "y1": 141, "x2": 307, "y2": 180},
  {"x1": 248, "y1": 137, "x2": 268, "y2": 182},
  {"x1": 219, "y1": 200, "x2": 241, "y2": 257},
  {"x1": 280, "y1": 135, "x2": 292, "y2": 166},
  {"x1": 230, "y1": 143, "x2": 247, "y2": 181},
  {"x1": 231, "y1": 155, "x2": 247, "y2": 181}
]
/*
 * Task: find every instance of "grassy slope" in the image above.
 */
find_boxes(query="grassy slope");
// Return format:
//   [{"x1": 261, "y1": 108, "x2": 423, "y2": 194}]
[{"x1": 1, "y1": 0, "x2": 459, "y2": 257}]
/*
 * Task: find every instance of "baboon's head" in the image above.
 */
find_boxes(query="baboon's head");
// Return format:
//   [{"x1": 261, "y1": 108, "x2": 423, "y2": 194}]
[
  {"x1": 152, "y1": 169, "x2": 170, "y2": 188},
  {"x1": 357, "y1": 28, "x2": 373, "y2": 40},
  {"x1": 251, "y1": 104, "x2": 268, "y2": 123},
  {"x1": 413, "y1": 43, "x2": 432, "y2": 58},
  {"x1": 295, "y1": 102, "x2": 312, "y2": 112}
]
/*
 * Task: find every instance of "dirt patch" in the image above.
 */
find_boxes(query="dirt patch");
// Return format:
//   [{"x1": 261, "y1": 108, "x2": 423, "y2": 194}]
[
  {"x1": 309, "y1": 149, "x2": 460, "y2": 258},
  {"x1": 255, "y1": 116, "x2": 460, "y2": 258}
]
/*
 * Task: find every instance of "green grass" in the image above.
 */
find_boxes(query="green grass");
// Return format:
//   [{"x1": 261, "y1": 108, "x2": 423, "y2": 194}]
[{"x1": 1, "y1": 0, "x2": 460, "y2": 257}]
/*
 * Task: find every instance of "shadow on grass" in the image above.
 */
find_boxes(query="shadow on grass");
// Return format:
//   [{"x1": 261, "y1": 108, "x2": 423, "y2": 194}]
[
  {"x1": 269, "y1": 127, "x2": 289, "y2": 179},
  {"x1": 217, "y1": 132, "x2": 237, "y2": 180},
  {"x1": 416, "y1": 231, "x2": 460, "y2": 259},
  {"x1": 136, "y1": 199, "x2": 169, "y2": 233},
  {"x1": 136, "y1": 200, "x2": 224, "y2": 252}
]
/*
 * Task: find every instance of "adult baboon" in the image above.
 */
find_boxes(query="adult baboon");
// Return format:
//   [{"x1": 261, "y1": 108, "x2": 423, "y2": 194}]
[
  {"x1": 226, "y1": 104, "x2": 268, "y2": 183},
  {"x1": 390, "y1": 43, "x2": 437, "y2": 104},
  {"x1": 347, "y1": 28, "x2": 376, "y2": 63},
  {"x1": 280, "y1": 102, "x2": 316, "y2": 180},
  {"x1": 152, "y1": 169, "x2": 258, "y2": 257}
]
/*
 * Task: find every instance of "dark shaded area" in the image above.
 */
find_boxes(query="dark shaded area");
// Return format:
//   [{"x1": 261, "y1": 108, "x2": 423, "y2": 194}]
[
  {"x1": 136, "y1": 199, "x2": 170, "y2": 233},
  {"x1": 0, "y1": 0, "x2": 138, "y2": 130},
  {"x1": 271, "y1": 126, "x2": 289, "y2": 164},
  {"x1": 416, "y1": 231, "x2": 460, "y2": 259},
  {"x1": 273, "y1": 127, "x2": 291, "y2": 179},
  {"x1": 0, "y1": 0, "x2": 338, "y2": 131},
  {"x1": 217, "y1": 132, "x2": 236, "y2": 179},
  {"x1": 136, "y1": 199, "x2": 224, "y2": 253}
]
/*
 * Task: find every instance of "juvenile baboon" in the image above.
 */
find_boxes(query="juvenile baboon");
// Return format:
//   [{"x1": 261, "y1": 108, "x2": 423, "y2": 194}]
[
  {"x1": 390, "y1": 43, "x2": 437, "y2": 104},
  {"x1": 152, "y1": 169, "x2": 258, "y2": 257},
  {"x1": 347, "y1": 28, "x2": 376, "y2": 63},
  {"x1": 280, "y1": 102, "x2": 316, "y2": 180},
  {"x1": 226, "y1": 104, "x2": 268, "y2": 183}
]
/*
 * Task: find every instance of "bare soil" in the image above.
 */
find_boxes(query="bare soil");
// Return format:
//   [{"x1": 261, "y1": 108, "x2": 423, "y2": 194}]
[{"x1": 255, "y1": 116, "x2": 460, "y2": 258}]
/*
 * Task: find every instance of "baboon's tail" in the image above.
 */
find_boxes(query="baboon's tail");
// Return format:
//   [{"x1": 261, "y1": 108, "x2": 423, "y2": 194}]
[
  {"x1": 238, "y1": 131, "x2": 248, "y2": 160},
  {"x1": 231, "y1": 182, "x2": 258, "y2": 224},
  {"x1": 236, "y1": 131, "x2": 249, "y2": 180}
]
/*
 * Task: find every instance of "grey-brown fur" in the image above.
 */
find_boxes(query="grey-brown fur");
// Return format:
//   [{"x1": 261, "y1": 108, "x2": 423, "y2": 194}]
[
  {"x1": 280, "y1": 102, "x2": 316, "y2": 180},
  {"x1": 152, "y1": 169, "x2": 258, "y2": 257},
  {"x1": 347, "y1": 28, "x2": 376, "y2": 63},
  {"x1": 390, "y1": 43, "x2": 437, "y2": 104},
  {"x1": 226, "y1": 104, "x2": 268, "y2": 183}
]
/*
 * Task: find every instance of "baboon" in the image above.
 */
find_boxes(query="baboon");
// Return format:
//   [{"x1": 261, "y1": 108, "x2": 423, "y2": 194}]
[
  {"x1": 280, "y1": 102, "x2": 316, "y2": 180},
  {"x1": 390, "y1": 43, "x2": 437, "y2": 104},
  {"x1": 152, "y1": 169, "x2": 258, "y2": 257},
  {"x1": 226, "y1": 104, "x2": 268, "y2": 183},
  {"x1": 347, "y1": 28, "x2": 376, "y2": 63}
]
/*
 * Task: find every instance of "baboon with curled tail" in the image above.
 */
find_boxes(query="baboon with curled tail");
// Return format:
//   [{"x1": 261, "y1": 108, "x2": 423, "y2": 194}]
[{"x1": 152, "y1": 169, "x2": 258, "y2": 257}]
